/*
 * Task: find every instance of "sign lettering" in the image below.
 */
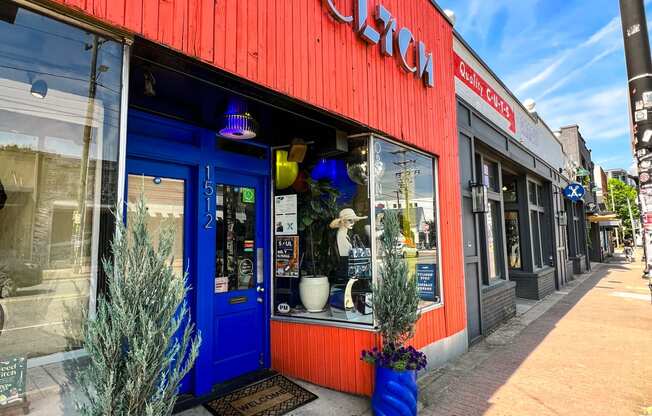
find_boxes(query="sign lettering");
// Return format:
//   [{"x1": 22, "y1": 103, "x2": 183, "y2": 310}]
[
  {"x1": 324, "y1": 0, "x2": 435, "y2": 88},
  {"x1": 453, "y1": 52, "x2": 516, "y2": 133}
]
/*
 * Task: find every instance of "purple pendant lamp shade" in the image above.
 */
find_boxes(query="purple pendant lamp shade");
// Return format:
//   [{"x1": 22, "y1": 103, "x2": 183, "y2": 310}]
[{"x1": 218, "y1": 98, "x2": 258, "y2": 140}]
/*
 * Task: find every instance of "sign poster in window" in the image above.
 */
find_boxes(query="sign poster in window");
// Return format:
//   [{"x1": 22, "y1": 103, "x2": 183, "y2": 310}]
[
  {"x1": 416, "y1": 264, "x2": 436, "y2": 301},
  {"x1": 274, "y1": 195, "x2": 297, "y2": 235},
  {"x1": 276, "y1": 236, "x2": 300, "y2": 278},
  {"x1": 0, "y1": 357, "x2": 27, "y2": 410}
]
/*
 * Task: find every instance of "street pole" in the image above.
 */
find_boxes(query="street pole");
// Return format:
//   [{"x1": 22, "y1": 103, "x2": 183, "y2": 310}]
[
  {"x1": 612, "y1": 190, "x2": 621, "y2": 247},
  {"x1": 627, "y1": 197, "x2": 637, "y2": 240},
  {"x1": 619, "y1": 0, "x2": 652, "y2": 277}
]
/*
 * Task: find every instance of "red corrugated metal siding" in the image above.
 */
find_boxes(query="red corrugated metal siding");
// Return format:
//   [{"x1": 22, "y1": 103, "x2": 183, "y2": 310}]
[{"x1": 51, "y1": 0, "x2": 466, "y2": 394}]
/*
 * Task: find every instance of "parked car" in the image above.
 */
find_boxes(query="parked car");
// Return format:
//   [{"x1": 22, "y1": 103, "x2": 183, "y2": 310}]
[{"x1": 0, "y1": 259, "x2": 42, "y2": 296}]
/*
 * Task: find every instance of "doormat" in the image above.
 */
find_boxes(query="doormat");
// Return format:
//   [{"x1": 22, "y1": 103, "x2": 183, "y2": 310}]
[{"x1": 203, "y1": 374, "x2": 318, "y2": 416}]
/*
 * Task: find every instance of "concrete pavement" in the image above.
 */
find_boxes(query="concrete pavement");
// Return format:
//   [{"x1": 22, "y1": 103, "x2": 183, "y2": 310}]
[{"x1": 183, "y1": 252, "x2": 652, "y2": 415}]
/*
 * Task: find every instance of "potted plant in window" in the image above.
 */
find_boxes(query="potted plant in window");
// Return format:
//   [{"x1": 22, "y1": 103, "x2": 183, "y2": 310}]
[
  {"x1": 361, "y1": 211, "x2": 426, "y2": 416},
  {"x1": 297, "y1": 177, "x2": 340, "y2": 312}
]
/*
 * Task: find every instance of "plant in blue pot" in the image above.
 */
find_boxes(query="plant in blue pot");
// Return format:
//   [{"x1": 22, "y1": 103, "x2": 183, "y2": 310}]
[{"x1": 361, "y1": 211, "x2": 426, "y2": 416}]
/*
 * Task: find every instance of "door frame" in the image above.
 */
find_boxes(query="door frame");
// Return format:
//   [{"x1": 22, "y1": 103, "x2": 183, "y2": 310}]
[{"x1": 126, "y1": 110, "x2": 272, "y2": 396}]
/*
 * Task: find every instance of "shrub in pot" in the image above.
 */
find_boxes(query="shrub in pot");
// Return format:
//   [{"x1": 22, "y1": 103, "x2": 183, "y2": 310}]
[
  {"x1": 361, "y1": 211, "x2": 426, "y2": 416},
  {"x1": 297, "y1": 177, "x2": 340, "y2": 312}
]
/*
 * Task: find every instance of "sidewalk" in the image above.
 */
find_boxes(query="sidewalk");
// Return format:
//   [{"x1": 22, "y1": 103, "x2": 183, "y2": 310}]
[
  {"x1": 419, "y1": 255, "x2": 652, "y2": 416},
  {"x1": 182, "y1": 255, "x2": 652, "y2": 416}
]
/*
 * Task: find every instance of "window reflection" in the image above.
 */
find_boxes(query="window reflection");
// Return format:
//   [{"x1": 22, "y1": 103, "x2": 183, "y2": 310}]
[
  {"x1": 0, "y1": 5, "x2": 122, "y2": 363},
  {"x1": 374, "y1": 138, "x2": 440, "y2": 305}
]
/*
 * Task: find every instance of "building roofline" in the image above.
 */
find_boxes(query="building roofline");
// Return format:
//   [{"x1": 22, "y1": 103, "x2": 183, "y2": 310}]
[{"x1": 428, "y1": 1, "x2": 454, "y2": 27}]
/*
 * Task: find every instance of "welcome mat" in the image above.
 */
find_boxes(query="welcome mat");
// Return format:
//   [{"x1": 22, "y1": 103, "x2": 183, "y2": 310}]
[{"x1": 203, "y1": 374, "x2": 318, "y2": 416}]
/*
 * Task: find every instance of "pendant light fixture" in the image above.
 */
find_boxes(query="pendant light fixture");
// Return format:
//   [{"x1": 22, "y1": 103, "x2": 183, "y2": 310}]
[{"x1": 218, "y1": 98, "x2": 258, "y2": 140}]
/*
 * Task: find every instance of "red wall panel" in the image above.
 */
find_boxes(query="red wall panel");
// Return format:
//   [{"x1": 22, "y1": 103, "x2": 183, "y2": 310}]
[{"x1": 53, "y1": 0, "x2": 466, "y2": 393}]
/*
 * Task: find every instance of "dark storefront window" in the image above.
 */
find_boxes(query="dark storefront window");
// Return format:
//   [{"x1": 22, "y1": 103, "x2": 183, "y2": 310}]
[
  {"x1": 502, "y1": 173, "x2": 518, "y2": 203},
  {"x1": 528, "y1": 180, "x2": 548, "y2": 269},
  {"x1": 505, "y1": 211, "x2": 522, "y2": 269},
  {"x1": 482, "y1": 160, "x2": 500, "y2": 192},
  {"x1": 486, "y1": 200, "x2": 503, "y2": 280},
  {"x1": 0, "y1": 5, "x2": 123, "y2": 360}
]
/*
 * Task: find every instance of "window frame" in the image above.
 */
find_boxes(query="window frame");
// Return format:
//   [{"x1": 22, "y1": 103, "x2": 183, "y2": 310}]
[
  {"x1": 475, "y1": 153, "x2": 507, "y2": 285},
  {"x1": 527, "y1": 179, "x2": 546, "y2": 269}
]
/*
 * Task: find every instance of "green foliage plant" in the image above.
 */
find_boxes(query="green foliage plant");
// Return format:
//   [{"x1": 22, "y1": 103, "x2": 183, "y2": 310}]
[
  {"x1": 297, "y1": 177, "x2": 340, "y2": 277},
  {"x1": 76, "y1": 196, "x2": 201, "y2": 416},
  {"x1": 372, "y1": 211, "x2": 421, "y2": 349},
  {"x1": 607, "y1": 178, "x2": 640, "y2": 239}
]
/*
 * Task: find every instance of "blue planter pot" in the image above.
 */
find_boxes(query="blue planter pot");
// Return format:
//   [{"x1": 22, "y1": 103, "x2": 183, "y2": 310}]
[{"x1": 371, "y1": 366, "x2": 418, "y2": 416}]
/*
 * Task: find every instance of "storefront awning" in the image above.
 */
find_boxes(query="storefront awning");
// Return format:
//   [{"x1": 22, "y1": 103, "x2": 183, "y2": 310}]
[{"x1": 588, "y1": 213, "x2": 621, "y2": 228}]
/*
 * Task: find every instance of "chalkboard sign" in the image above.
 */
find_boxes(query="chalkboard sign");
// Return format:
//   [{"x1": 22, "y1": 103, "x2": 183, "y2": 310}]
[
  {"x1": 276, "y1": 236, "x2": 299, "y2": 278},
  {"x1": 0, "y1": 357, "x2": 27, "y2": 408},
  {"x1": 416, "y1": 264, "x2": 436, "y2": 301}
]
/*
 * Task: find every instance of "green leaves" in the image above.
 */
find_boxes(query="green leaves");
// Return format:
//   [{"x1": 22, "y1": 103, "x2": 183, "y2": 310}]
[
  {"x1": 607, "y1": 178, "x2": 640, "y2": 239},
  {"x1": 297, "y1": 175, "x2": 341, "y2": 276},
  {"x1": 76, "y1": 194, "x2": 201, "y2": 416}
]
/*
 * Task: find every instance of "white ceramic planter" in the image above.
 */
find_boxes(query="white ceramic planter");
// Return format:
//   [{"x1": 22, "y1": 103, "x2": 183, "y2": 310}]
[{"x1": 299, "y1": 275, "x2": 330, "y2": 312}]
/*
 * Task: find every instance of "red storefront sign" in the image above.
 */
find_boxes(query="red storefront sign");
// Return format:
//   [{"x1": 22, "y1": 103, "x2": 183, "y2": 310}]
[{"x1": 453, "y1": 52, "x2": 516, "y2": 133}]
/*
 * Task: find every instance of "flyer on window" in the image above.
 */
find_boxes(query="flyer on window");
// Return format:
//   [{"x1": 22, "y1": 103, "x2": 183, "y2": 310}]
[
  {"x1": 274, "y1": 195, "x2": 297, "y2": 235},
  {"x1": 276, "y1": 236, "x2": 299, "y2": 278}
]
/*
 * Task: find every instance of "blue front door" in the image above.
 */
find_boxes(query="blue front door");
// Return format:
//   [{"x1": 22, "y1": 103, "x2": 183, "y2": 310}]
[
  {"x1": 126, "y1": 111, "x2": 271, "y2": 396},
  {"x1": 209, "y1": 170, "x2": 267, "y2": 385}
]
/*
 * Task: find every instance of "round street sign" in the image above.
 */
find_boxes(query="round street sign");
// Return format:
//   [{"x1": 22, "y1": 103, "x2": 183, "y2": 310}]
[{"x1": 563, "y1": 183, "x2": 585, "y2": 202}]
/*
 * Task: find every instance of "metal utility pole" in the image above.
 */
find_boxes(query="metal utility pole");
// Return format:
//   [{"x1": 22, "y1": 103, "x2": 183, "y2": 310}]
[
  {"x1": 620, "y1": 0, "x2": 652, "y2": 276},
  {"x1": 611, "y1": 190, "x2": 621, "y2": 247},
  {"x1": 627, "y1": 197, "x2": 637, "y2": 239}
]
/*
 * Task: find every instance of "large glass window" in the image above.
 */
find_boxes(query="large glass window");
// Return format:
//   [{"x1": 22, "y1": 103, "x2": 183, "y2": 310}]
[
  {"x1": 528, "y1": 180, "x2": 548, "y2": 268},
  {"x1": 273, "y1": 137, "x2": 372, "y2": 324},
  {"x1": 373, "y1": 138, "x2": 441, "y2": 306},
  {"x1": 505, "y1": 211, "x2": 521, "y2": 269},
  {"x1": 0, "y1": 3, "x2": 123, "y2": 364},
  {"x1": 486, "y1": 200, "x2": 503, "y2": 280}
]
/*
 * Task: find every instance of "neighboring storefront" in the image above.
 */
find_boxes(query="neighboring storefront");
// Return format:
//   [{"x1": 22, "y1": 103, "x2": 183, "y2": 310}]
[
  {"x1": 557, "y1": 125, "x2": 594, "y2": 274},
  {"x1": 0, "y1": 0, "x2": 467, "y2": 411},
  {"x1": 453, "y1": 34, "x2": 572, "y2": 343}
]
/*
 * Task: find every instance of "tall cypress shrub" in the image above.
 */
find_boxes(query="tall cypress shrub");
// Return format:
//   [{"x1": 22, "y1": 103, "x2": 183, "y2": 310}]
[
  {"x1": 76, "y1": 196, "x2": 201, "y2": 416},
  {"x1": 373, "y1": 211, "x2": 421, "y2": 348}
]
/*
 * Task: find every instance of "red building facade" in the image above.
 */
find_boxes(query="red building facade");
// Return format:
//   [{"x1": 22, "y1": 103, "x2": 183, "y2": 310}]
[{"x1": 0, "y1": 0, "x2": 464, "y2": 403}]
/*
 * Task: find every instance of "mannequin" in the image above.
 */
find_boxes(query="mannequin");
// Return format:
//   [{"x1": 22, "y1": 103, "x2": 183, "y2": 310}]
[
  {"x1": 329, "y1": 208, "x2": 368, "y2": 256},
  {"x1": 329, "y1": 208, "x2": 368, "y2": 309}
]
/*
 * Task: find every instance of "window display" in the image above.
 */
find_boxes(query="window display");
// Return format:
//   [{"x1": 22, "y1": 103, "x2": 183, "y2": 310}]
[
  {"x1": 272, "y1": 135, "x2": 442, "y2": 323},
  {"x1": 273, "y1": 137, "x2": 372, "y2": 324},
  {"x1": 373, "y1": 138, "x2": 441, "y2": 306}
]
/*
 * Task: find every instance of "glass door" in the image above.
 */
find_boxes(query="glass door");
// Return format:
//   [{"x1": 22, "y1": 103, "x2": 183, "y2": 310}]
[
  {"x1": 210, "y1": 170, "x2": 266, "y2": 384},
  {"x1": 125, "y1": 158, "x2": 194, "y2": 393}
]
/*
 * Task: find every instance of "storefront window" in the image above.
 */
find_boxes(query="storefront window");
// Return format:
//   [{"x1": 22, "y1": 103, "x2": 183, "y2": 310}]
[
  {"x1": 373, "y1": 138, "x2": 440, "y2": 306},
  {"x1": 486, "y1": 200, "x2": 503, "y2": 280},
  {"x1": 531, "y1": 211, "x2": 543, "y2": 267},
  {"x1": 505, "y1": 211, "x2": 521, "y2": 269},
  {"x1": 0, "y1": 5, "x2": 122, "y2": 363},
  {"x1": 502, "y1": 173, "x2": 518, "y2": 203},
  {"x1": 482, "y1": 161, "x2": 500, "y2": 192},
  {"x1": 273, "y1": 137, "x2": 372, "y2": 324}
]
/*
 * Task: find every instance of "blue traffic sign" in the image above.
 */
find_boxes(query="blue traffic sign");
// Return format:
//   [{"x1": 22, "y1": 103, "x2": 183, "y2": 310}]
[{"x1": 563, "y1": 183, "x2": 585, "y2": 202}]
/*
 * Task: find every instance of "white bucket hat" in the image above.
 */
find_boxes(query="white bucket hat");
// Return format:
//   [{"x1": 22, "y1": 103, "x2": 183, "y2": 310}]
[{"x1": 329, "y1": 208, "x2": 368, "y2": 228}]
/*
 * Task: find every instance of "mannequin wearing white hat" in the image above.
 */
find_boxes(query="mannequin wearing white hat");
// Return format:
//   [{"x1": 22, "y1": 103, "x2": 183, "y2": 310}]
[{"x1": 329, "y1": 208, "x2": 368, "y2": 257}]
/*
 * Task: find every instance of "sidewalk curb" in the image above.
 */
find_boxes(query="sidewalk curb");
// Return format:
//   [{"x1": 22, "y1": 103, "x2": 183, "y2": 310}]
[{"x1": 417, "y1": 262, "x2": 608, "y2": 406}]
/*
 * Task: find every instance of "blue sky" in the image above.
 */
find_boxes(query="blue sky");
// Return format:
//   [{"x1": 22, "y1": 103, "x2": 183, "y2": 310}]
[{"x1": 436, "y1": 0, "x2": 646, "y2": 171}]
